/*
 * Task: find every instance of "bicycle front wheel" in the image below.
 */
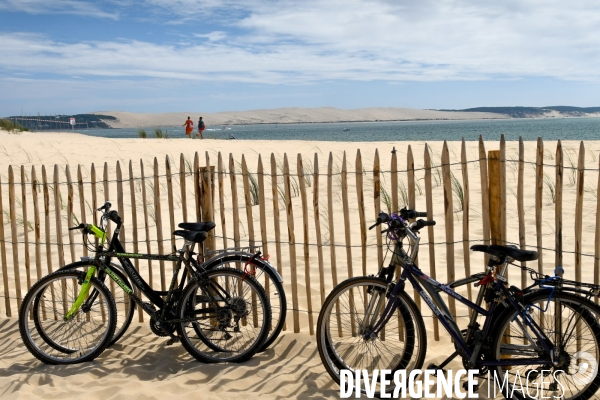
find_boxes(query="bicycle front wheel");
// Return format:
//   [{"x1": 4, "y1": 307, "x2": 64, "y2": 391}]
[
  {"x1": 490, "y1": 291, "x2": 600, "y2": 400},
  {"x1": 317, "y1": 276, "x2": 427, "y2": 395},
  {"x1": 19, "y1": 270, "x2": 117, "y2": 364},
  {"x1": 58, "y1": 261, "x2": 136, "y2": 346},
  {"x1": 177, "y1": 268, "x2": 271, "y2": 363}
]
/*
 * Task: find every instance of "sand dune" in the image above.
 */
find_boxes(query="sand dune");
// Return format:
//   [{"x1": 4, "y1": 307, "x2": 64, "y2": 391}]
[{"x1": 92, "y1": 107, "x2": 509, "y2": 128}]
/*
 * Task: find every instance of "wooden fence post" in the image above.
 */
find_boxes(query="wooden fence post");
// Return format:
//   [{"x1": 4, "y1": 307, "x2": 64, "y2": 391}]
[
  {"x1": 77, "y1": 165, "x2": 88, "y2": 258},
  {"x1": 535, "y1": 138, "x2": 544, "y2": 274},
  {"x1": 488, "y1": 150, "x2": 503, "y2": 246},
  {"x1": 229, "y1": 154, "x2": 241, "y2": 253},
  {"x1": 194, "y1": 152, "x2": 201, "y2": 222},
  {"x1": 460, "y1": 139, "x2": 472, "y2": 300},
  {"x1": 53, "y1": 165, "x2": 65, "y2": 270},
  {"x1": 257, "y1": 155, "x2": 270, "y2": 294},
  {"x1": 32, "y1": 167, "x2": 42, "y2": 281},
  {"x1": 21, "y1": 166, "x2": 32, "y2": 289},
  {"x1": 140, "y1": 160, "x2": 153, "y2": 288},
  {"x1": 297, "y1": 154, "x2": 314, "y2": 334},
  {"x1": 373, "y1": 150, "x2": 383, "y2": 270},
  {"x1": 424, "y1": 145, "x2": 439, "y2": 340},
  {"x1": 200, "y1": 164, "x2": 216, "y2": 254},
  {"x1": 407, "y1": 145, "x2": 421, "y2": 308},
  {"x1": 555, "y1": 141, "x2": 563, "y2": 274},
  {"x1": 270, "y1": 153, "x2": 285, "y2": 330},
  {"x1": 355, "y1": 150, "x2": 367, "y2": 277},
  {"x1": 283, "y1": 154, "x2": 300, "y2": 333},
  {"x1": 341, "y1": 151, "x2": 356, "y2": 336},
  {"x1": 312, "y1": 153, "x2": 326, "y2": 305},
  {"x1": 218, "y1": 153, "x2": 228, "y2": 250},
  {"x1": 478, "y1": 137, "x2": 491, "y2": 251},
  {"x1": 65, "y1": 165, "x2": 75, "y2": 264},
  {"x1": 128, "y1": 160, "x2": 144, "y2": 322},
  {"x1": 0, "y1": 174, "x2": 10, "y2": 315},
  {"x1": 179, "y1": 154, "x2": 188, "y2": 223},
  {"x1": 241, "y1": 156, "x2": 255, "y2": 252},
  {"x1": 517, "y1": 138, "x2": 526, "y2": 289},
  {"x1": 594, "y1": 156, "x2": 600, "y2": 304},
  {"x1": 441, "y1": 142, "x2": 456, "y2": 317},
  {"x1": 327, "y1": 152, "x2": 341, "y2": 335},
  {"x1": 9, "y1": 167, "x2": 22, "y2": 309},
  {"x1": 165, "y1": 156, "x2": 176, "y2": 260},
  {"x1": 574, "y1": 141, "x2": 585, "y2": 283},
  {"x1": 153, "y1": 158, "x2": 166, "y2": 290}
]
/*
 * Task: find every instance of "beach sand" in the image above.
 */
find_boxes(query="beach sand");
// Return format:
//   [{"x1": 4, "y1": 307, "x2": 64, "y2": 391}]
[{"x1": 1, "y1": 130, "x2": 599, "y2": 399}]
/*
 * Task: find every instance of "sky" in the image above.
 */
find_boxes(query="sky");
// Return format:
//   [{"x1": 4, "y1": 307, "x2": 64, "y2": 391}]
[{"x1": 1, "y1": 0, "x2": 600, "y2": 116}]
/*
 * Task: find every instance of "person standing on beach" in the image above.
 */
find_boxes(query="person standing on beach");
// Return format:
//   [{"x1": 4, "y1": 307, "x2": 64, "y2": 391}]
[
  {"x1": 182, "y1": 116, "x2": 194, "y2": 137},
  {"x1": 197, "y1": 117, "x2": 205, "y2": 139}
]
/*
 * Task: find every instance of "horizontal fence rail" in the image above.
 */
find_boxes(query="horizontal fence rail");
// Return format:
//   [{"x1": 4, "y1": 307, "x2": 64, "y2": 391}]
[{"x1": 1, "y1": 136, "x2": 600, "y2": 339}]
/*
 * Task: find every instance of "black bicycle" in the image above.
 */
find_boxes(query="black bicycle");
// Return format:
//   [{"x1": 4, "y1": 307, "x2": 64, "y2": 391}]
[
  {"x1": 55, "y1": 216, "x2": 286, "y2": 352},
  {"x1": 19, "y1": 202, "x2": 272, "y2": 365}
]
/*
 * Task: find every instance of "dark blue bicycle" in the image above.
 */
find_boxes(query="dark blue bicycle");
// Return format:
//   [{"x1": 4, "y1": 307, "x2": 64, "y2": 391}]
[{"x1": 317, "y1": 209, "x2": 600, "y2": 399}]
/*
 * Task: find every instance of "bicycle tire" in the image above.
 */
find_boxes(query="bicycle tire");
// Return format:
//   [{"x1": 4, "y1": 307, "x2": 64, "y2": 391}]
[
  {"x1": 58, "y1": 261, "x2": 136, "y2": 346},
  {"x1": 490, "y1": 290, "x2": 600, "y2": 400},
  {"x1": 176, "y1": 267, "x2": 271, "y2": 363},
  {"x1": 19, "y1": 270, "x2": 117, "y2": 365},
  {"x1": 317, "y1": 276, "x2": 427, "y2": 395},
  {"x1": 203, "y1": 255, "x2": 286, "y2": 352}
]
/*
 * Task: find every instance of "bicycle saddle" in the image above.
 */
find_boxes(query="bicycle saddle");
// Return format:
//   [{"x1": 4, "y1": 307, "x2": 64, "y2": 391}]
[
  {"x1": 178, "y1": 221, "x2": 216, "y2": 232},
  {"x1": 173, "y1": 230, "x2": 208, "y2": 243},
  {"x1": 470, "y1": 244, "x2": 538, "y2": 262}
]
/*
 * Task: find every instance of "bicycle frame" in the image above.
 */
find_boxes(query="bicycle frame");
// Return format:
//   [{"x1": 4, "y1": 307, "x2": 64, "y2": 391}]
[{"x1": 367, "y1": 240, "x2": 557, "y2": 368}]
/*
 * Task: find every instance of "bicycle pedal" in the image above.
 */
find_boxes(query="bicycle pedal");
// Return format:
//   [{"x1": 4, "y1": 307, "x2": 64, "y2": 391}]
[
  {"x1": 427, "y1": 364, "x2": 446, "y2": 374},
  {"x1": 165, "y1": 336, "x2": 180, "y2": 346}
]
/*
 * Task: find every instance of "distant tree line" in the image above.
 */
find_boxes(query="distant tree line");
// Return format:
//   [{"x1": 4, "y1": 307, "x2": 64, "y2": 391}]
[{"x1": 439, "y1": 106, "x2": 600, "y2": 118}]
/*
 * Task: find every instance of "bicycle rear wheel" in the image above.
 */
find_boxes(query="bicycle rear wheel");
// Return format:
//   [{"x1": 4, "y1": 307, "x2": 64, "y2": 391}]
[
  {"x1": 204, "y1": 255, "x2": 286, "y2": 351},
  {"x1": 177, "y1": 268, "x2": 271, "y2": 363},
  {"x1": 317, "y1": 276, "x2": 427, "y2": 395},
  {"x1": 19, "y1": 270, "x2": 117, "y2": 364},
  {"x1": 490, "y1": 291, "x2": 600, "y2": 400}
]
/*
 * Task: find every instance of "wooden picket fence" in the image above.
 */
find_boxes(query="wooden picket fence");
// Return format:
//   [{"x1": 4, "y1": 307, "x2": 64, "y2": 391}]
[{"x1": 1, "y1": 136, "x2": 599, "y2": 339}]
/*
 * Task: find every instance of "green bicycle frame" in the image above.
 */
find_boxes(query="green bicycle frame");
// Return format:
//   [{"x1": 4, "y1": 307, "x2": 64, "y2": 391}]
[{"x1": 64, "y1": 266, "x2": 96, "y2": 320}]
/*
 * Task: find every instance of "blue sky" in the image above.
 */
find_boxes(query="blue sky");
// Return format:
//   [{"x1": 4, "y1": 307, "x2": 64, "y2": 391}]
[{"x1": 1, "y1": 0, "x2": 600, "y2": 116}]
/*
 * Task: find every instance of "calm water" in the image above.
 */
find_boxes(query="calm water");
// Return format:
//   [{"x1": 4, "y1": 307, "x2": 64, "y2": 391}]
[{"x1": 71, "y1": 117, "x2": 600, "y2": 141}]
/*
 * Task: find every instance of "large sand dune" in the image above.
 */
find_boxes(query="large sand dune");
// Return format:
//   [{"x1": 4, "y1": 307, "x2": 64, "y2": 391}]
[{"x1": 92, "y1": 107, "x2": 509, "y2": 128}]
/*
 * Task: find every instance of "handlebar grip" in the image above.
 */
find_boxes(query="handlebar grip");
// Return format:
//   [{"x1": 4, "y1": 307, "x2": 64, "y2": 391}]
[
  {"x1": 369, "y1": 211, "x2": 390, "y2": 230},
  {"x1": 415, "y1": 212, "x2": 427, "y2": 218},
  {"x1": 413, "y1": 219, "x2": 436, "y2": 231},
  {"x1": 69, "y1": 223, "x2": 85, "y2": 231}
]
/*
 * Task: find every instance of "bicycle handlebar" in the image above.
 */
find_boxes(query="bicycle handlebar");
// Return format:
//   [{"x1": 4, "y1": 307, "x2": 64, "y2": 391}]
[
  {"x1": 369, "y1": 209, "x2": 429, "y2": 230},
  {"x1": 97, "y1": 201, "x2": 111, "y2": 212}
]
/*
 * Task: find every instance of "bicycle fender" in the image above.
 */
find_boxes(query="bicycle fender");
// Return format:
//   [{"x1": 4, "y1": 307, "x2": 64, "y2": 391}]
[{"x1": 258, "y1": 259, "x2": 284, "y2": 283}]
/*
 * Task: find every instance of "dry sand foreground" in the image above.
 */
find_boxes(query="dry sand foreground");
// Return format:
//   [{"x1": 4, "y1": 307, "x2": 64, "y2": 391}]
[{"x1": 1, "y1": 131, "x2": 600, "y2": 399}]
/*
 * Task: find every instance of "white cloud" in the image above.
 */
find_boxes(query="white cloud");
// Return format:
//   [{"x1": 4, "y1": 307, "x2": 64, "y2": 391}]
[
  {"x1": 0, "y1": 0, "x2": 119, "y2": 19},
  {"x1": 1, "y1": 0, "x2": 600, "y2": 84},
  {"x1": 193, "y1": 31, "x2": 228, "y2": 41}
]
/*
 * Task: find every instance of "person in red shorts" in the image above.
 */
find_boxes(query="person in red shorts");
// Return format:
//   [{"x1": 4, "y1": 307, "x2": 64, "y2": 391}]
[
  {"x1": 182, "y1": 116, "x2": 194, "y2": 137},
  {"x1": 197, "y1": 116, "x2": 205, "y2": 139}
]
